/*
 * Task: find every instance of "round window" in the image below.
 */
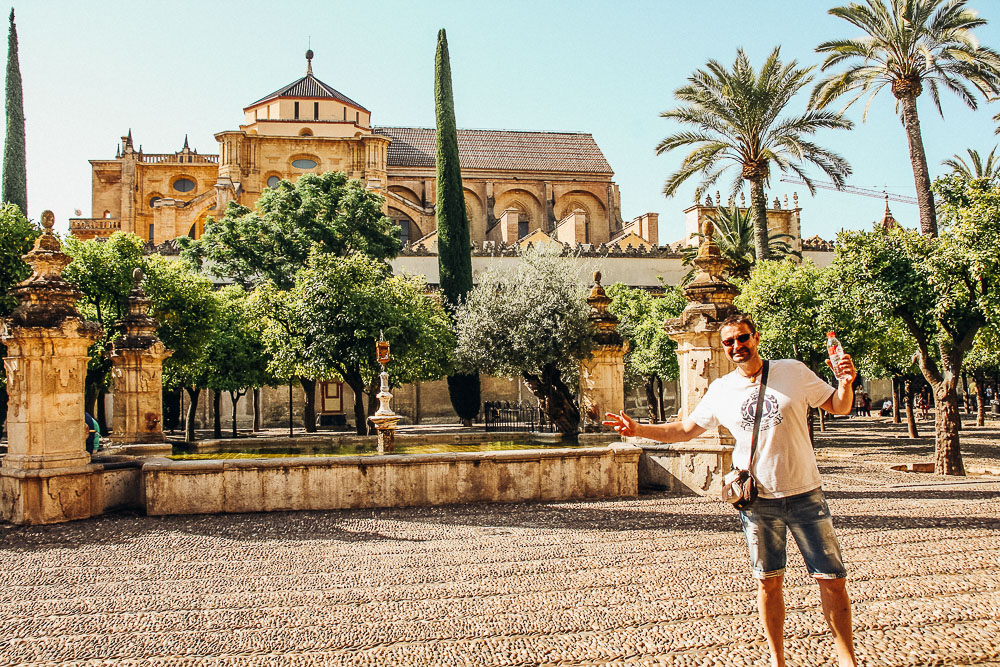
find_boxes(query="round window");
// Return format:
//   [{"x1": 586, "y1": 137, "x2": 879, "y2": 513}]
[
  {"x1": 291, "y1": 158, "x2": 317, "y2": 169},
  {"x1": 149, "y1": 196, "x2": 161, "y2": 208},
  {"x1": 173, "y1": 178, "x2": 196, "y2": 193},
  {"x1": 267, "y1": 176, "x2": 280, "y2": 188}
]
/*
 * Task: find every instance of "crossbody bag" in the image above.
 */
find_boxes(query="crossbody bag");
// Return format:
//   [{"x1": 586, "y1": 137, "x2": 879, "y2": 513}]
[{"x1": 721, "y1": 360, "x2": 769, "y2": 510}]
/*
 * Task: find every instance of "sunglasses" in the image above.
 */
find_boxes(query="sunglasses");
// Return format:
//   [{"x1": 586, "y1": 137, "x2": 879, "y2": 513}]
[{"x1": 721, "y1": 332, "x2": 753, "y2": 348}]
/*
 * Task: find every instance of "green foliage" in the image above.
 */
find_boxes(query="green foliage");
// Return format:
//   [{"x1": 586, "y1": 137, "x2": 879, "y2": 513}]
[
  {"x1": 453, "y1": 249, "x2": 594, "y2": 379},
  {"x1": 183, "y1": 171, "x2": 399, "y2": 289},
  {"x1": 657, "y1": 46, "x2": 852, "y2": 259},
  {"x1": 3, "y1": 9, "x2": 26, "y2": 216},
  {"x1": 606, "y1": 282, "x2": 686, "y2": 386},
  {"x1": 681, "y1": 206, "x2": 800, "y2": 282},
  {"x1": 813, "y1": 0, "x2": 1000, "y2": 118},
  {"x1": 435, "y1": 28, "x2": 480, "y2": 422},
  {"x1": 252, "y1": 251, "x2": 453, "y2": 410},
  {"x1": 202, "y1": 285, "x2": 272, "y2": 395},
  {"x1": 942, "y1": 147, "x2": 1000, "y2": 182},
  {"x1": 735, "y1": 260, "x2": 832, "y2": 373},
  {"x1": 63, "y1": 233, "x2": 218, "y2": 392},
  {"x1": 0, "y1": 202, "x2": 37, "y2": 316}
]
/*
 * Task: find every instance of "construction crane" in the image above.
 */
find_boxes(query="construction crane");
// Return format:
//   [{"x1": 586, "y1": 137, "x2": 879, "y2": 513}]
[{"x1": 779, "y1": 176, "x2": 918, "y2": 206}]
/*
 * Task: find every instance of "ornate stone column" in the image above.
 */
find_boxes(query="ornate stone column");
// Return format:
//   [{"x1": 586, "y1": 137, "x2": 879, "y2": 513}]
[
  {"x1": 1, "y1": 211, "x2": 103, "y2": 524},
  {"x1": 580, "y1": 271, "x2": 628, "y2": 432},
  {"x1": 635, "y1": 218, "x2": 740, "y2": 495},
  {"x1": 108, "y1": 268, "x2": 172, "y2": 449}
]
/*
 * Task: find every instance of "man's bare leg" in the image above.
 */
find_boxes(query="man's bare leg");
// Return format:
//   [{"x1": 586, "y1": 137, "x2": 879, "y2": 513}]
[
  {"x1": 818, "y1": 578, "x2": 858, "y2": 667},
  {"x1": 758, "y1": 575, "x2": 785, "y2": 667}
]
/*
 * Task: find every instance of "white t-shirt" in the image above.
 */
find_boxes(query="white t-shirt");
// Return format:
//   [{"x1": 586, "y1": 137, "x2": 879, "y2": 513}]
[{"x1": 689, "y1": 359, "x2": 835, "y2": 498}]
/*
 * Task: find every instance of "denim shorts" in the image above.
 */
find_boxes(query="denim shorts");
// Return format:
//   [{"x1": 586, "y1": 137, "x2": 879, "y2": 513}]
[{"x1": 738, "y1": 487, "x2": 847, "y2": 580}]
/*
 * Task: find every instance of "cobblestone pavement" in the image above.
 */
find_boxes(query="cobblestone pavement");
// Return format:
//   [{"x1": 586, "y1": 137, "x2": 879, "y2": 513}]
[{"x1": 2, "y1": 417, "x2": 999, "y2": 666}]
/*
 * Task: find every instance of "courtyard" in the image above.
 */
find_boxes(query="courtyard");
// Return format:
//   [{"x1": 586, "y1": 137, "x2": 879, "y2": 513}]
[{"x1": 2, "y1": 417, "x2": 998, "y2": 666}]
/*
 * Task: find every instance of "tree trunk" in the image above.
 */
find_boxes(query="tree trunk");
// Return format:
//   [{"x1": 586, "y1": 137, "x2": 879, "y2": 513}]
[
  {"x1": 252, "y1": 388, "x2": 261, "y2": 432},
  {"x1": 644, "y1": 376, "x2": 658, "y2": 422},
  {"x1": 97, "y1": 387, "x2": 109, "y2": 434},
  {"x1": 299, "y1": 376, "x2": 317, "y2": 433},
  {"x1": 749, "y1": 177, "x2": 771, "y2": 260},
  {"x1": 932, "y1": 349, "x2": 966, "y2": 475},
  {"x1": 347, "y1": 376, "x2": 367, "y2": 436},
  {"x1": 656, "y1": 377, "x2": 666, "y2": 421},
  {"x1": 904, "y1": 380, "x2": 918, "y2": 438},
  {"x1": 212, "y1": 390, "x2": 222, "y2": 438},
  {"x1": 897, "y1": 93, "x2": 938, "y2": 236},
  {"x1": 521, "y1": 363, "x2": 581, "y2": 436},
  {"x1": 973, "y1": 374, "x2": 986, "y2": 427},
  {"x1": 891, "y1": 377, "x2": 901, "y2": 424},
  {"x1": 184, "y1": 386, "x2": 200, "y2": 443},
  {"x1": 229, "y1": 390, "x2": 245, "y2": 438}
]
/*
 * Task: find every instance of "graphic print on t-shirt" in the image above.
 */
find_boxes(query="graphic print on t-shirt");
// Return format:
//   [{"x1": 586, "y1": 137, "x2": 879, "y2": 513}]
[{"x1": 739, "y1": 388, "x2": 783, "y2": 432}]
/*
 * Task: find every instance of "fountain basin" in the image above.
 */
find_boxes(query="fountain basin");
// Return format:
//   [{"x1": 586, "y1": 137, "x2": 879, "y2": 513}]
[{"x1": 143, "y1": 444, "x2": 640, "y2": 516}]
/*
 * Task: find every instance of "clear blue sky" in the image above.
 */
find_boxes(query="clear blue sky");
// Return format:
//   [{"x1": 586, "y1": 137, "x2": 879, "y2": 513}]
[{"x1": 12, "y1": 0, "x2": 1000, "y2": 244}]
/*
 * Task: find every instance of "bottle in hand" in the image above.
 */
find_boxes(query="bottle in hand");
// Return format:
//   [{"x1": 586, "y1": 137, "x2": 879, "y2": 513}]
[{"x1": 826, "y1": 331, "x2": 845, "y2": 381}]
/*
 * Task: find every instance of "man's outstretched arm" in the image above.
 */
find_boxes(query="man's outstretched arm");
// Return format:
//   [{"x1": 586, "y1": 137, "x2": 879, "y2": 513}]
[{"x1": 602, "y1": 411, "x2": 706, "y2": 443}]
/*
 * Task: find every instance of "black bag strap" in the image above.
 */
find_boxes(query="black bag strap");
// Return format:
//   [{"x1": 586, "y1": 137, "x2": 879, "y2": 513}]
[{"x1": 746, "y1": 360, "x2": 770, "y2": 473}]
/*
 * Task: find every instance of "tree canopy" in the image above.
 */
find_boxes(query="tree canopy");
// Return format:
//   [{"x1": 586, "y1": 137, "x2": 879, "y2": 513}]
[
  {"x1": 183, "y1": 171, "x2": 399, "y2": 289},
  {"x1": 454, "y1": 249, "x2": 594, "y2": 434},
  {"x1": 812, "y1": 0, "x2": 1000, "y2": 235},
  {"x1": 658, "y1": 46, "x2": 852, "y2": 260}
]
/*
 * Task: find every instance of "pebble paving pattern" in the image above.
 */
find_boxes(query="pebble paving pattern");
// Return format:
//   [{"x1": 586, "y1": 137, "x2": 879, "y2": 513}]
[{"x1": 2, "y1": 417, "x2": 999, "y2": 666}]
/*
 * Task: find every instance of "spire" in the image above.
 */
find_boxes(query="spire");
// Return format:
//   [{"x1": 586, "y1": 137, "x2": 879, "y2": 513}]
[
  {"x1": 126, "y1": 129, "x2": 133, "y2": 148},
  {"x1": 306, "y1": 46, "x2": 313, "y2": 75},
  {"x1": 880, "y1": 195, "x2": 898, "y2": 230},
  {"x1": 182, "y1": 134, "x2": 189, "y2": 150}
]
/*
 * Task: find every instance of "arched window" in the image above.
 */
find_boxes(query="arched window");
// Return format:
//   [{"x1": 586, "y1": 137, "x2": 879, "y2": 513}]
[
  {"x1": 299, "y1": 128, "x2": 313, "y2": 137},
  {"x1": 267, "y1": 176, "x2": 281, "y2": 188},
  {"x1": 172, "y1": 177, "x2": 196, "y2": 193}
]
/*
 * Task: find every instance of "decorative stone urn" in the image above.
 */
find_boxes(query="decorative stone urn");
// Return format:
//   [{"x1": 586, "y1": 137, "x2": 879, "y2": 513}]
[
  {"x1": 580, "y1": 271, "x2": 628, "y2": 432},
  {"x1": 368, "y1": 332, "x2": 400, "y2": 454},
  {"x1": 107, "y1": 268, "x2": 172, "y2": 449},
  {"x1": 0, "y1": 211, "x2": 103, "y2": 524}
]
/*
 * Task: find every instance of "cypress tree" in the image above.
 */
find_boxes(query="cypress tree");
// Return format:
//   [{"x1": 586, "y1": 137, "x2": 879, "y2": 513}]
[
  {"x1": 3, "y1": 8, "x2": 26, "y2": 217},
  {"x1": 435, "y1": 29, "x2": 480, "y2": 426}
]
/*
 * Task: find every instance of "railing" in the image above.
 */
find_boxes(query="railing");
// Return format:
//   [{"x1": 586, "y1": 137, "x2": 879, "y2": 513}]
[
  {"x1": 138, "y1": 153, "x2": 219, "y2": 164},
  {"x1": 69, "y1": 218, "x2": 122, "y2": 231},
  {"x1": 483, "y1": 400, "x2": 554, "y2": 433}
]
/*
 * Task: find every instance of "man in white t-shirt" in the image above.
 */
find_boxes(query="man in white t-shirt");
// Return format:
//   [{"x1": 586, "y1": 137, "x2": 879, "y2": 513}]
[{"x1": 604, "y1": 313, "x2": 858, "y2": 667}]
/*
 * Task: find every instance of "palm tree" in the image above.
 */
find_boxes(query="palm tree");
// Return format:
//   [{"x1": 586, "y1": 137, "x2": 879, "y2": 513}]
[
  {"x1": 812, "y1": 0, "x2": 1000, "y2": 237},
  {"x1": 680, "y1": 205, "x2": 802, "y2": 282},
  {"x1": 658, "y1": 47, "x2": 852, "y2": 261},
  {"x1": 942, "y1": 146, "x2": 999, "y2": 179}
]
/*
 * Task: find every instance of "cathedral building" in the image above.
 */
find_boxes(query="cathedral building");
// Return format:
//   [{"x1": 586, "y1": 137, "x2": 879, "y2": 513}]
[{"x1": 70, "y1": 51, "x2": 654, "y2": 249}]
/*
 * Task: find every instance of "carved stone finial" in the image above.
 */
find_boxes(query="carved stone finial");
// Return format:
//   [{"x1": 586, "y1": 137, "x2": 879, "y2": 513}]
[
  {"x1": 306, "y1": 48, "x2": 314, "y2": 75},
  {"x1": 793, "y1": 192, "x2": 799, "y2": 207},
  {"x1": 784, "y1": 194, "x2": 789, "y2": 208},
  {"x1": 715, "y1": 191, "x2": 721, "y2": 206},
  {"x1": 740, "y1": 192, "x2": 746, "y2": 207},
  {"x1": 132, "y1": 267, "x2": 144, "y2": 289},
  {"x1": 705, "y1": 194, "x2": 713, "y2": 207},
  {"x1": 773, "y1": 197, "x2": 781, "y2": 209},
  {"x1": 41, "y1": 210, "x2": 54, "y2": 231},
  {"x1": 593, "y1": 270, "x2": 602, "y2": 285}
]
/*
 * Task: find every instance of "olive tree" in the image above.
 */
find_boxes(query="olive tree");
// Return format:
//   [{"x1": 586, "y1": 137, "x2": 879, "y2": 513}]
[{"x1": 453, "y1": 249, "x2": 594, "y2": 435}]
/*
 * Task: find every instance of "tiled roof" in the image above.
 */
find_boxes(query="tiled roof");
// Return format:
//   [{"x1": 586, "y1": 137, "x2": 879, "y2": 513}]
[
  {"x1": 373, "y1": 127, "x2": 613, "y2": 174},
  {"x1": 247, "y1": 74, "x2": 368, "y2": 112}
]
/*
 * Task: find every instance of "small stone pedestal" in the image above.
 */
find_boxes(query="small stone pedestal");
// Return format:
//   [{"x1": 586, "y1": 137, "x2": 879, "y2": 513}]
[
  {"x1": 107, "y1": 269, "x2": 172, "y2": 454},
  {"x1": 580, "y1": 272, "x2": 628, "y2": 432},
  {"x1": 641, "y1": 218, "x2": 740, "y2": 495},
  {"x1": 0, "y1": 211, "x2": 103, "y2": 524}
]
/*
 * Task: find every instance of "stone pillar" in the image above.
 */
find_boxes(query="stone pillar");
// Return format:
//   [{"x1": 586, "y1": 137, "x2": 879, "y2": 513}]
[
  {"x1": 108, "y1": 268, "x2": 172, "y2": 451},
  {"x1": 580, "y1": 272, "x2": 628, "y2": 432},
  {"x1": 0, "y1": 211, "x2": 103, "y2": 524},
  {"x1": 636, "y1": 218, "x2": 740, "y2": 495}
]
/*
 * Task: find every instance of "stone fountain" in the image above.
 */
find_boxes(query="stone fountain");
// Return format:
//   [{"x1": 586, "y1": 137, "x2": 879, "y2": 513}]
[{"x1": 367, "y1": 332, "x2": 401, "y2": 454}]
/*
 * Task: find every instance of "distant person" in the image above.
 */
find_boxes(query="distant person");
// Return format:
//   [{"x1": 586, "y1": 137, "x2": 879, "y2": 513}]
[
  {"x1": 918, "y1": 393, "x2": 930, "y2": 420},
  {"x1": 860, "y1": 392, "x2": 871, "y2": 417},
  {"x1": 604, "y1": 314, "x2": 858, "y2": 667},
  {"x1": 85, "y1": 412, "x2": 101, "y2": 454},
  {"x1": 880, "y1": 399, "x2": 893, "y2": 417}
]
